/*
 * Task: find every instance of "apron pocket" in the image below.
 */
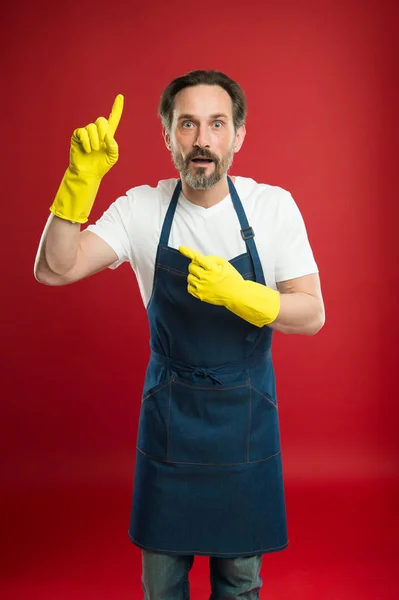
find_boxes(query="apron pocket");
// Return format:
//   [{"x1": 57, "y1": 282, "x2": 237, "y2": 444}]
[
  {"x1": 137, "y1": 378, "x2": 172, "y2": 461},
  {"x1": 249, "y1": 384, "x2": 280, "y2": 461},
  {"x1": 137, "y1": 377, "x2": 280, "y2": 464},
  {"x1": 168, "y1": 380, "x2": 251, "y2": 465}
]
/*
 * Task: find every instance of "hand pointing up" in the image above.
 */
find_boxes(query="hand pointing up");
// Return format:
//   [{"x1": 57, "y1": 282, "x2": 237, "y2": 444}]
[
  {"x1": 50, "y1": 94, "x2": 124, "y2": 224},
  {"x1": 70, "y1": 94, "x2": 124, "y2": 178}
]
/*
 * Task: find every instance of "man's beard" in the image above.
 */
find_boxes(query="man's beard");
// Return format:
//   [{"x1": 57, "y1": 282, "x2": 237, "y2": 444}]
[{"x1": 171, "y1": 144, "x2": 235, "y2": 190}]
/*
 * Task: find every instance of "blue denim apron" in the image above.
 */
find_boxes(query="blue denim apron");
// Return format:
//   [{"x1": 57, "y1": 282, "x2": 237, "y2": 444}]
[{"x1": 129, "y1": 177, "x2": 288, "y2": 558}]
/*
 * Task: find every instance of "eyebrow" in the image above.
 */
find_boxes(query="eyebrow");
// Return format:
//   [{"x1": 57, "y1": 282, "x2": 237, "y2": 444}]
[{"x1": 177, "y1": 113, "x2": 230, "y2": 121}]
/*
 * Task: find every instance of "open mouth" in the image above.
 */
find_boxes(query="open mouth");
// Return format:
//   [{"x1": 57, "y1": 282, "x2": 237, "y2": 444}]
[{"x1": 191, "y1": 157, "x2": 214, "y2": 165}]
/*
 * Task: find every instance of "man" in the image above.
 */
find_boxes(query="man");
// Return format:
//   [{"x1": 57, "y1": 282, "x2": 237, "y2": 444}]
[{"x1": 35, "y1": 70, "x2": 325, "y2": 600}]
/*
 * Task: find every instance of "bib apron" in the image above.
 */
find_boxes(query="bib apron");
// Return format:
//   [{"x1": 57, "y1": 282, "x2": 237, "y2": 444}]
[{"x1": 128, "y1": 177, "x2": 288, "y2": 558}]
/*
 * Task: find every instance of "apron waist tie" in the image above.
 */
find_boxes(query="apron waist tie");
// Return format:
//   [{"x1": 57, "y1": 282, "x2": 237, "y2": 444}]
[
  {"x1": 150, "y1": 348, "x2": 271, "y2": 384},
  {"x1": 191, "y1": 367, "x2": 223, "y2": 385}
]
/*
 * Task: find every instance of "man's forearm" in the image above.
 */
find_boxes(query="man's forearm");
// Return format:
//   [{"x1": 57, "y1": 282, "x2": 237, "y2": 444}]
[
  {"x1": 34, "y1": 213, "x2": 81, "y2": 282},
  {"x1": 268, "y1": 292, "x2": 325, "y2": 335}
]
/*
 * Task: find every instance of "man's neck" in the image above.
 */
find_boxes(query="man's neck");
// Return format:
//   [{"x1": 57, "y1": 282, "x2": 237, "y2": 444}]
[{"x1": 180, "y1": 175, "x2": 236, "y2": 208}]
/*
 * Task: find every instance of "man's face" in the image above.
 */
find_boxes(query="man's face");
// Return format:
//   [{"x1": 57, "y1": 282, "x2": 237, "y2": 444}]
[{"x1": 164, "y1": 84, "x2": 245, "y2": 190}]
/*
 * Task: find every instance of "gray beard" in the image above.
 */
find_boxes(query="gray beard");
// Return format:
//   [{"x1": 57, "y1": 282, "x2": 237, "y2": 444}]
[{"x1": 171, "y1": 146, "x2": 235, "y2": 190}]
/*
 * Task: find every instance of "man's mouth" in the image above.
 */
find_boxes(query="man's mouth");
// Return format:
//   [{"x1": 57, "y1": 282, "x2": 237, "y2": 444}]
[{"x1": 190, "y1": 157, "x2": 214, "y2": 164}]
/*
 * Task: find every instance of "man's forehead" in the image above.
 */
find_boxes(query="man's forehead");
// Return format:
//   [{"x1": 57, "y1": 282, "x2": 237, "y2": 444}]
[{"x1": 173, "y1": 85, "x2": 233, "y2": 119}]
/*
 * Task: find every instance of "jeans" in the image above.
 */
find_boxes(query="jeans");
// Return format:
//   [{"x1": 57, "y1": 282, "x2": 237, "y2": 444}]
[{"x1": 141, "y1": 549, "x2": 263, "y2": 600}]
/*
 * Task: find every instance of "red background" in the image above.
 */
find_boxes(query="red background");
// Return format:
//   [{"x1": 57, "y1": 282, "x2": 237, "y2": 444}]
[{"x1": 1, "y1": 0, "x2": 398, "y2": 598}]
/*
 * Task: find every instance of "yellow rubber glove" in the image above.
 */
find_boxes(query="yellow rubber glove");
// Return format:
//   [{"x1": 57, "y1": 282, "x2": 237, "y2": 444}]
[
  {"x1": 49, "y1": 94, "x2": 124, "y2": 223},
  {"x1": 179, "y1": 246, "x2": 280, "y2": 327}
]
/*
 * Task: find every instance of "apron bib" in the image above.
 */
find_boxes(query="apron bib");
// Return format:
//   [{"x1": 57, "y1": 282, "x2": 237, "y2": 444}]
[{"x1": 128, "y1": 177, "x2": 288, "y2": 557}]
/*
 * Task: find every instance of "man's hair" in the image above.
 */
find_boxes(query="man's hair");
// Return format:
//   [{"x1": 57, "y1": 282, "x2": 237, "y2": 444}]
[{"x1": 158, "y1": 69, "x2": 247, "y2": 133}]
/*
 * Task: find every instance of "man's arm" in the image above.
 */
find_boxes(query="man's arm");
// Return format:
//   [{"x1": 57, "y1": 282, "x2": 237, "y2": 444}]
[
  {"x1": 179, "y1": 247, "x2": 325, "y2": 336},
  {"x1": 34, "y1": 94, "x2": 124, "y2": 286},
  {"x1": 34, "y1": 214, "x2": 118, "y2": 286},
  {"x1": 269, "y1": 273, "x2": 325, "y2": 335}
]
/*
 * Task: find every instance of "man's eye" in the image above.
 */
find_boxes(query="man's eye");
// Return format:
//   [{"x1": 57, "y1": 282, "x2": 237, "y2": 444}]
[
  {"x1": 182, "y1": 121, "x2": 194, "y2": 128},
  {"x1": 213, "y1": 121, "x2": 223, "y2": 128}
]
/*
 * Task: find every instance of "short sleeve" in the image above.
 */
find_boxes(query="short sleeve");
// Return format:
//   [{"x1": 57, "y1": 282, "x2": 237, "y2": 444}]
[
  {"x1": 85, "y1": 195, "x2": 133, "y2": 270},
  {"x1": 274, "y1": 192, "x2": 318, "y2": 282}
]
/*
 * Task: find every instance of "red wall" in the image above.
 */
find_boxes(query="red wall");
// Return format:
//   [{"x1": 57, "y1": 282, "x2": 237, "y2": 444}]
[{"x1": 2, "y1": 0, "x2": 398, "y2": 496}]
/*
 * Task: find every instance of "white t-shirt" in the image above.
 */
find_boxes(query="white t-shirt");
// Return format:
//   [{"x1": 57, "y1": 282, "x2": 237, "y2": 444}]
[{"x1": 86, "y1": 176, "x2": 318, "y2": 308}]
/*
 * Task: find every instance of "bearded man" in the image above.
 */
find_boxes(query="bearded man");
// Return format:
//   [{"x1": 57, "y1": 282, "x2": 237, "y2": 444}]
[{"x1": 35, "y1": 69, "x2": 324, "y2": 600}]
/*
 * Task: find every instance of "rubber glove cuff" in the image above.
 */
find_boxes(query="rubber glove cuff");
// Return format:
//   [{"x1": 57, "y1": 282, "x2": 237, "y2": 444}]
[
  {"x1": 49, "y1": 167, "x2": 101, "y2": 224},
  {"x1": 225, "y1": 279, "x2": 281, "y2": 327}
]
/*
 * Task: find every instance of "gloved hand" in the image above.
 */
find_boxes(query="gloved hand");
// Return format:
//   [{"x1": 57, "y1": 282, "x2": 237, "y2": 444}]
[
  {"x1": 179, "y1": 246, "x2": 280, "y2": 327},
  {"x1": 49, "y1": 94, "x2": 124, "y2": 223}
]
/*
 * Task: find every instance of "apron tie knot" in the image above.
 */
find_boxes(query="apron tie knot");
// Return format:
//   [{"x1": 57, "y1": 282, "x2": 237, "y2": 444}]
[{"x1": 193, "y1": 368, "x2": 223, "y2": 385}]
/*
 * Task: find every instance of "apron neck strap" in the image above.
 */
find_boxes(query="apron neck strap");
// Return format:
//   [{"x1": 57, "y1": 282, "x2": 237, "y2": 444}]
[
  {"x1": 159, "y1": 179, "x2": 182, "y2": 246},
  {"x1": 227, "y1": 177, "x2": 265, "y2": 285}
]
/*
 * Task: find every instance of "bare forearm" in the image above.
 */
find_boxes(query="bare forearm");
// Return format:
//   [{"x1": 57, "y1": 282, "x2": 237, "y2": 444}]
[
  {"x1": 268, "y1": 292, "x2": 325, "y2": 335},
  {"x1": 34, "y1": 214, "x2": 81, "y2": 281}
]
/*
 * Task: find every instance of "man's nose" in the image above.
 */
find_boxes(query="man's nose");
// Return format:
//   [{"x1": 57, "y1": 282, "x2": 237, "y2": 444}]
[{"x1": 194, "y1": 124, "x2": 211, "y2": 148}]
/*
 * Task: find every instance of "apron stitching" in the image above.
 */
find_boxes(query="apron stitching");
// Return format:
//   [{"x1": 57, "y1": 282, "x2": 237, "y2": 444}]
[
  {"x1": 151, "y1": 348, "x2": 271, "y2": 374},
  {"x1": 249, "y1": 384, "x2": 278, "y2": 409},
  {"x1": 136, "y1": 446, "x2": 281, "y2": 465},
  {"x1": 247, "y1": 383, "x2": 252, "y2": 463},
  {"x1": 162, "y1": 246, "x2": 248, "y2": 263},
  {"x1": 128, "y1": 531, "x2": 289, "y2": 555},
  {"x1": 158, "y1": 264, "x2": 188, "y2": 277},
  {"x1": 172, "y1": 381, "x2": 249, "y2": 391},
  {"x1": 158, "y1": 261, "x2": 253, "y2": 279},
  {"x1": 229, "y1": 252, "x2": 248, "y2": 264},
  {"x1": 160, "y1": 245, "x2": 184, "y2": 256},
  {"x1": 146, "y1": 260, "x2": 160, "y2": 312},
  {"x1": 142, "y1": 379, "x2": 173, "y2": 401},
  {"x1": 166, "y1": 380, "x2": 172, "y2": 461}
]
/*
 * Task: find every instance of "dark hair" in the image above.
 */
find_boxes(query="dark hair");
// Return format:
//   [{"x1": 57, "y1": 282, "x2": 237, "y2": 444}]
[{"x1": 158, "y1": 69, "x2": 247, "y2": 133}]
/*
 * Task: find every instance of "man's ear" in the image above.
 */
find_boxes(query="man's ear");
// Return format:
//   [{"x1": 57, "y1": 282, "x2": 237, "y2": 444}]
[
  {"x1": 163, "y1": 128, "x2": 171, "y2": 151},
  {"x1": 234, "y1": 124, "x2": 246, "y2": 153}
]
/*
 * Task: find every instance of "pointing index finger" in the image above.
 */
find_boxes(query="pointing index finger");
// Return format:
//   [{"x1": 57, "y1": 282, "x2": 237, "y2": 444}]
[
  {"x1": 108, "y1": 94, "x2": 124, "y2": 135},
  {"x1": 179, "y1": 246, "x2": 198, "y2": 260},
  {"x1": 179, "y1": 246, "x2": 205, "y2": 264},
  {"x1": 179, "y1": 246, "x2": 214, "y2": 270}
]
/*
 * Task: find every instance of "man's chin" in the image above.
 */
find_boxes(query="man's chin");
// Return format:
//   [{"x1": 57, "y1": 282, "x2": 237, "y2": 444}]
[
  {"x1": 182, "y1": 173, "x2": 223, "y2": 190},
  {"x1": 180, "y1": 164, "x2": 231, "y2": 190}
]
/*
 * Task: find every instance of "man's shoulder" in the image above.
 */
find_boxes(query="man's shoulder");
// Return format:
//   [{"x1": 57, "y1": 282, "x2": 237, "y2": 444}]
[
  {"x1": 236, "y1": 176, "x2": 293, "y2": 206},
  {"x1": 126, "y1": 178, "x2": 179, "y2": 202}
]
